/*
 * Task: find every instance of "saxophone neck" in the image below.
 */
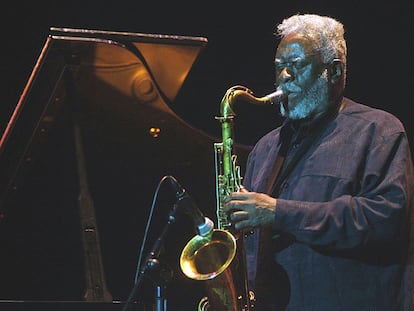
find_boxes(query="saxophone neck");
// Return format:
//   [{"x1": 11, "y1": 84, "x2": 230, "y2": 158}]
[
  {"x1": 219, "y1": 85, "x2": 285, "y2": 119},
  {"x1": 219, "y1": 85, "x2": 250, "y2": 119}
]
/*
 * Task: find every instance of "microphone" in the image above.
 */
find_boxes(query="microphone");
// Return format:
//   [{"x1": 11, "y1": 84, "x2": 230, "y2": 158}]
[
  {"x1": 263, "y1": 89, "x2": 285, "y2": 105},
  {"x1": 170, "y1": 177, "x2": 214, "y2": 237}
]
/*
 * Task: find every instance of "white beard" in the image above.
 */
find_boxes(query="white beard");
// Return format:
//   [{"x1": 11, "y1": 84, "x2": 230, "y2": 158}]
[{"x1": 280, "y1": 69, "x2": 329, "y2": 120}]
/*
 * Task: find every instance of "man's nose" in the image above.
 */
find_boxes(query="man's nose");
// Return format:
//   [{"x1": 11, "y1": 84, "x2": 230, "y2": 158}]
[{"x1": 278, "y1": 67, "x2": 293, "y2": 83}]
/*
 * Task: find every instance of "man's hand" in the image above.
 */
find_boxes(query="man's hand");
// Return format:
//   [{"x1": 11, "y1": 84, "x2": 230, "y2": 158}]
[{"x1": 223, "y1": 188, "x2": 277, "y2": 230}]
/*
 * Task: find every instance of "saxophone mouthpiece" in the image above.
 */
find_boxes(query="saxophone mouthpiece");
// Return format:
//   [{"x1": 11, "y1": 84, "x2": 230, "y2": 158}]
[{"x1": 264, "y1": 89, "x2": 285, "y2": 105}]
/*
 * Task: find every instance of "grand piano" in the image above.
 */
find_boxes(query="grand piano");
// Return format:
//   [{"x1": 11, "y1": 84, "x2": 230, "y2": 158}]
[{"x1": 0, "y1": 28, "x2": 257, "y2": 310}]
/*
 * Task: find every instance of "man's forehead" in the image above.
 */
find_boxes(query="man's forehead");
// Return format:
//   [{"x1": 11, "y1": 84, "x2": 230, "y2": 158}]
[{"x1": 276, "y1": 34, "x2": 317, "y2": 59}]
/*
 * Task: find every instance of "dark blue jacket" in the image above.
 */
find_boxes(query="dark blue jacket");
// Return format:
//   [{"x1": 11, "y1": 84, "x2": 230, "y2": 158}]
[{"x1": 244, "y1": 98, "x2": 414, "y2": 311}]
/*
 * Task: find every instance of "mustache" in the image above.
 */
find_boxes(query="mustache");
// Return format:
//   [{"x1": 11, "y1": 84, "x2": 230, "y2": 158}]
[
  {"x1": 275, "y1": 83, "x2": 301, "y2": 94},
  {"x1": 277, "y1": 70, "x2": 329, "y2": 95}
]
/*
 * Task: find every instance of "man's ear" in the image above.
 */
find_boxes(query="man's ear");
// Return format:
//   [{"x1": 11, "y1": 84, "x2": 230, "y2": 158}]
[{"x1": 329, "y1": 59, "x2": 343, "y2": 84}]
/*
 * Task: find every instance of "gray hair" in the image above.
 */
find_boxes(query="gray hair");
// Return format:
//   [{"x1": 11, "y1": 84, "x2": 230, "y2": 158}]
[{"x1": 276, "y1": 14, "x2": 347, "y2": 67}]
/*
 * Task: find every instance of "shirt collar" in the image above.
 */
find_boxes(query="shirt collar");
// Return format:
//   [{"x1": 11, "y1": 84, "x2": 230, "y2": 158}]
[{"x1": 280, "y1": 98, "x2": 345, "y2": 144}]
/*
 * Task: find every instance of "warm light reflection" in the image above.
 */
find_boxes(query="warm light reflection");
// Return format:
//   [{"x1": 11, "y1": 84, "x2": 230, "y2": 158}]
[{"x1": 149, "y1": 127, "x2": 161, "y2": 138}]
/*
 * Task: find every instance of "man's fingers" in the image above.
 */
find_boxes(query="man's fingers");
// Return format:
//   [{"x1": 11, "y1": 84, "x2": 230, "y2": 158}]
[
  {"x1": 230, "y1": 210, "x2": 248, "y2": 221},
  {"x1": 239, "y1": 186, "x2": 249, "y2": 193},
  {"x1": 224, "y1": 200, "x2": 242, "y2": 213},
  {"x1": 225, "y1": 192, "x2": 249, "y2": 202}
]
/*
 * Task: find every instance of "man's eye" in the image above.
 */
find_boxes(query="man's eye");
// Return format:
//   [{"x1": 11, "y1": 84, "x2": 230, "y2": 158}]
[
  {"x1": 275, "y1": 58, "x2": 307, "y2": 72},
  {"x1": 275, "y1": 64, "x2": 284, "y2": 71},
  {"x1": 292, "y1": 60, "x2": 306, "y2": 70}
]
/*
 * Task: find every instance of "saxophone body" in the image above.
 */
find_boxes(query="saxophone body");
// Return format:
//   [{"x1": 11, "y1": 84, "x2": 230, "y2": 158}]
[{"x1": 180, "y1": 85, "x2": 284, "y2": 311}]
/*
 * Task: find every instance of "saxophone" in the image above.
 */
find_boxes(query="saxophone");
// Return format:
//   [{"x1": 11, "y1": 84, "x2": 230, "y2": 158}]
[{"x1": 180, "y1": 85, "x2": 284, "y2": 311}]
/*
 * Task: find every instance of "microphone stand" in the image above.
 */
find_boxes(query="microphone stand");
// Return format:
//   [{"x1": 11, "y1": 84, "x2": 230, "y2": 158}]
[{"x1": 122, "y1": 204, "x2": 177, "y2": 311}]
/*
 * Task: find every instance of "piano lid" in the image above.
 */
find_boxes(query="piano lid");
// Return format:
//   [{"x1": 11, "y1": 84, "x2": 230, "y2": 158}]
[
  {"x1": 0, "y1": 27, "x2": 254, "y2": 309},
  {"x1": 0, "y1": 27, "x2": 209, "y2": 214}
]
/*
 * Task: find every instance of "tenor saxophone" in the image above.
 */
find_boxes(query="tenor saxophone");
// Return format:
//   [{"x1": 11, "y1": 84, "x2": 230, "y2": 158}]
[{"x1": 180, "y1": 85, "x2": 284, "y2": 311}]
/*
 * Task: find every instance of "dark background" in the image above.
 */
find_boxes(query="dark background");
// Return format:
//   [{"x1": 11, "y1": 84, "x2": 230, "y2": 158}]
[
  {"x1": 1, "y1": 1, "x2": 413, "y2": 310},
  {"x1": 2, "y1": 1, "x2": 414, "y2": 142}
]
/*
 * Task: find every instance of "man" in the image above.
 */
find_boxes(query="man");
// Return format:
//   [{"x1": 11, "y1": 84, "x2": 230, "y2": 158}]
[{"x1": 224, "y1": 14, "x2": 414, "y2": 310}]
